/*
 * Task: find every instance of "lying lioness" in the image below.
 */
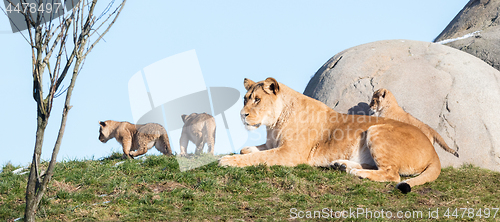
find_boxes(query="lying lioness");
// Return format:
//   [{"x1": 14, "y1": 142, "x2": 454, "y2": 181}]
[{"x1": 219, "y1": 77, "x2": 441, "y2": 193}]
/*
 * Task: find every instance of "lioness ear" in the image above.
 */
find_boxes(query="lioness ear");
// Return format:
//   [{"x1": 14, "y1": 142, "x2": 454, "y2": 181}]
[
  {"x1": 381, "y1": 89, "x2": 386, "y2": 98},
  {"x1": 244, "y1": 78, "x2": 255, "y2": 90},
  {"x1": 181, "y1": 114, "x2": 187, "y2": 123},
  {"x1": 263, "y1": 77, "x2": 280, "y2": 95},
  {"x1": 99, "y1": 121, "x2": 106, "y2": 127}
]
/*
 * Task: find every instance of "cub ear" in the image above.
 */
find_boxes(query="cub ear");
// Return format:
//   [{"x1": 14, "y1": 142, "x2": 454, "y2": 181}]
[
  {"x1": 181, "y1": 114, "x2": 187, "y2": 123},
  {"x1": 99, "y1": 121, "x2": 106, "y2": 127},
  {"x1": 263, "y1": 77, "x2": 280, "y2": 95},
  {"x1": 381, "y1": 89, "x2": 387, "y2": 98},
  {"x1": 244, "y1": 78, "x2": 255, "y2": 91}
]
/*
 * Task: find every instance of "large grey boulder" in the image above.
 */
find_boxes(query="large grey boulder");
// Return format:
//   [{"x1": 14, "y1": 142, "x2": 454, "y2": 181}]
[
  {"x1": 434, "y1": 0, "x2": 500, "y2": 71},
  {"x1": 304, "y1": 39, "x2": 500, "y2": 171}
]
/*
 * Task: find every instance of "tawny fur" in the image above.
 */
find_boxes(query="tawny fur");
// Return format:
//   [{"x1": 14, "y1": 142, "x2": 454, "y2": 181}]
[
  {"x1": 369, "y1": 88, "x2": 459, "y2": 157},
  {"x1": 99, "y1": 120, "x2": 172, "y2": 159},
  {"x1": 180, "y1": 113, "x2": 216, "y2": 156},
  {"x1": 219, "y1": 77, "x2": 442, "y2": 193}
]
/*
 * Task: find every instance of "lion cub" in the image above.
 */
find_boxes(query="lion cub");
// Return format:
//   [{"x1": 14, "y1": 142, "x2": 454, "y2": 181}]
[
  {"x1": 99, "y1": 120, "x2": 172, "y2": 159},
  {"x1": 180, "y1": 113, "x2": 216, "y2": 156},
  {"x1": 369, "y1": 89, "x2": 459, "y2": 157}
]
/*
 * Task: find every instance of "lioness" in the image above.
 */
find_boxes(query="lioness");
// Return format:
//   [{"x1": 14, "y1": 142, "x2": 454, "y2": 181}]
[
  {"x1": 99, "y1": 120, "x2": 172, "y2": 159},
  {"x1": 369, "y1": 88, "x2": 459, "y2": 157},
  {"x1": 219, "y1": 77, "x2": 441, "y2": 193},
  {"x1": 179, "y1": 113, "x2": 216, "y2": 156}
]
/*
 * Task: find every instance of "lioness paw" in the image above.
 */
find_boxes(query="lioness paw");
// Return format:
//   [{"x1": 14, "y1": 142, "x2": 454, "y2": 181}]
[
  {"x1": 240, "y1": 146, "x2": 259, "y2": 154},
  {"x1": 331, "y1": 162, "x2": 347, "y2": 172}
]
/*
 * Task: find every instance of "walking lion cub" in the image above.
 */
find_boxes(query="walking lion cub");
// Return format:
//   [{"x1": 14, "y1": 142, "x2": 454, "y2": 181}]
[
  {"x1": 369, "y1": 88, "x2": 459, "y2": 157},
  {"x1": 99, "y1": 120, "x2": 172, "y2": 159},
  {"x1": 179, "y1": 113, "x2": 216, "y2": 156},
  {"x1": 219, "y1": 77, "x2": 441, "y2": 193}
]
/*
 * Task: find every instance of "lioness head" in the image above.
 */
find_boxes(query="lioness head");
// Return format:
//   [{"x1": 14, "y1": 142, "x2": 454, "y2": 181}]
[
  {"x1": 99, "y1": 121, "x2": 113, "y2": 143},
  {"x1": 240, "y1": 77, "x2": 283, "y2": 130},
  {"x1": 369, "y1": 88, "x2": 397, "y2": 116}
]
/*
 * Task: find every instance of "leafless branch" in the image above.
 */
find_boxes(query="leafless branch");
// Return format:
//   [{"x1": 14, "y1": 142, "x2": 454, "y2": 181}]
[{"x1": 84, "y1": 0, "x2": 126, "y2": 58}]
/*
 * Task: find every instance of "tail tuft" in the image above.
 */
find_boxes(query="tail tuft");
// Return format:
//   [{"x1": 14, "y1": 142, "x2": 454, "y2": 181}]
[
  {"x1": 396, "y1": 182, "x2": 411, "y2": 194},
  {"x1": 453, "y1": 144, "x2": 460, "y2": 157}
]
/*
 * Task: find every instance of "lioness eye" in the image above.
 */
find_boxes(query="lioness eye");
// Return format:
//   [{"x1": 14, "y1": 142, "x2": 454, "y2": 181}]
[{"x1": 254, "y1": 98, "x2": 260, "y2": 103}]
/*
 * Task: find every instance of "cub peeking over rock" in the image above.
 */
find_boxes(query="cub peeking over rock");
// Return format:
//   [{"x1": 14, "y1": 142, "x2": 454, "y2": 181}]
[
  {"x1": 369, "y1": 88, "x2": 459, "y2": 157},
  {"x1": 180, "y1": 113, "x2": 216, "y2": 156},
  {"x1": 99, "y1": 120, "x2": 172, "y2": 159}
]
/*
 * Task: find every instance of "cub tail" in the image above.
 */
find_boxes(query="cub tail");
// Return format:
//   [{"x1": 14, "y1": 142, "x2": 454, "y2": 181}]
[
  {"x1": 160, "y1": 133, "x2": 172, "y2": 155},
  {"x1": 431, "y1": 129, "x2": 459, "y2": 157}
]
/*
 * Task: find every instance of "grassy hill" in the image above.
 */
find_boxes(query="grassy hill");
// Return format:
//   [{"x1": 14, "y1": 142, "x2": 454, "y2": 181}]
[{"x1": 1, "y1": 153, "x2": 499, "y2": 221}]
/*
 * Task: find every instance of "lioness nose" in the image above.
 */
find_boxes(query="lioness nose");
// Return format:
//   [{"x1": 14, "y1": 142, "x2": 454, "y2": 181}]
[{"x1": 241, "y1": 113, "x2": 249, "y2": 118}]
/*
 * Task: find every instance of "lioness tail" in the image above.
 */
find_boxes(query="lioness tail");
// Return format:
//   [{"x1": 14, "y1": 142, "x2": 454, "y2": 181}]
[{"x1": 397, "y1": 155, "x2": 441, "y2": 194}]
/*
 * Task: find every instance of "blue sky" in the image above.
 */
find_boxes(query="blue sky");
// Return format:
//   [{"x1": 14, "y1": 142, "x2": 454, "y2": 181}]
[{"x1": 0, "y1": 0, "x2": 469, "y2": 166}]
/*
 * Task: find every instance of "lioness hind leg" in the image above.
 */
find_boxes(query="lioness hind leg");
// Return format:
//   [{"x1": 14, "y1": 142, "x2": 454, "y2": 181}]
[
  {"x1": 354, "y1": 124, "x2": 402, "y2": 182},
  {"x1": 350, "y1": 167, "x2": 401, "y2": 183}
]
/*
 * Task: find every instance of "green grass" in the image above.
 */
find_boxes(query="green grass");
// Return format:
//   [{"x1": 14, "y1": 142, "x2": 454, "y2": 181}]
[{"x1": 1, "y1": 153, "x2": 499, "y2": 221}]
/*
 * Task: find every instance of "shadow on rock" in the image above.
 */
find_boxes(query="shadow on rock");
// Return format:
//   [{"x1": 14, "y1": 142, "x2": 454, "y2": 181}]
[{"x1": 348, "y1": 102, "x2": 373, "y2": 116}]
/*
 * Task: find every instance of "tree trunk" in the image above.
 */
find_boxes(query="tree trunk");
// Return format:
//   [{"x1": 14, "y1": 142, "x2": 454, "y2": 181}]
[{"x1": 24, "y1": 116, "x2": 47, "y2": 222}]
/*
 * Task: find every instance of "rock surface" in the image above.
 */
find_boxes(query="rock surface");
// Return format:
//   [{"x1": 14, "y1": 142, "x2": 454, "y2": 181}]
[
  {"x1": 304, "y1": 39, "x2": 500, "y2": 171},
  {"x1": 434, "y1": 0, "x2": 500, "y2": 71}
]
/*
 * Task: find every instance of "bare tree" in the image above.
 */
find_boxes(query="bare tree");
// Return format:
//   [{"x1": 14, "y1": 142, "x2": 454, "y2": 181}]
[{"x1": 1, "y1": 0, "x2": 126, "y2": 221}]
